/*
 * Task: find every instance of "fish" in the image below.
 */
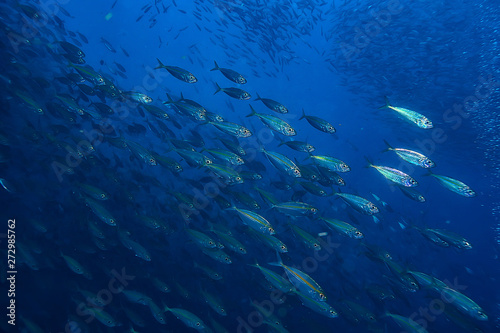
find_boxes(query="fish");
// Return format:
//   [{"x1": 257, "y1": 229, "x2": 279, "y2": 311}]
[
  {"x1": 155, "y1": 58, "x2": 197, "y2": 83},
  {"x1": 207, "y1": 121, "x2": 252, "y2": 138},
  {"x1": 271, "y1": 201, "x2": 318, "y2": 216},
  {"x1": 249, "y1": 262, "x2": 296, "y2": 293},
  {"x1": 398, "y1": 185, "x2": 426, "y2": 202},
  {"x1": 254, "y1": 93, "x2": 288, "y2": 113},
  {"x1": 83, "y1": 197, "x2": 116, "y2": 226},
  {"x1": 100, "y1": 37, "x2": 117, "y2": 52},
  {"x1": 269, "y1": 253, "x2": 327, "y2": 302},
  {"x1": 278, "y1": 139, "x2": 315, "y2": 152},
  {"x1": 320, "y1": 217, "x2": 364, "y2": 239},
  {"x1": 214, "y1": 82, "x2": 251, "y2": 100},
  {"x1": 163, "y1": 305, "x2": 206, "y2": 331},
  {"x1": 426, "y1": 172, "x2": 476, "y2": 197},
  {"x1": 246, "y1": 105, "x2": 296, "y2": 136},
  {"x1": 210, "y1": 60, "x2": 247, "y2": 84},
  {"x1": 261, "y1": 148, "x2": 301, "y2": 177},
  {"x1": 309, "y1": 154, "x2": 350, "y2": 172},
  {"x1": 379, "y1": 97, "x2": 433, "y2": 129},
  {"x1": 385, "y1": 312, "x2": 429, "y2": 333},
  {"x1": 366, "y1": 158, "x2": 418, "y2": 187},
  {"x1": 383, "y1": 140, "x2": 435, "y2": 168},
  {"x1": 300, "y1": 109, "x2": 336, "y2": 133},
  {"x1": 228, "y1": 206, "x2": 275, "y2": 235},
  {"x1": 334, "y1": 191, "x2": 379, "y2": 215}
]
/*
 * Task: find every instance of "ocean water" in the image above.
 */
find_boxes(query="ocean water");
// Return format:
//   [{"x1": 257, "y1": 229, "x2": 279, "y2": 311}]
[{"x1": 1, "y1": 0, "x2": 499, "y2": 332}]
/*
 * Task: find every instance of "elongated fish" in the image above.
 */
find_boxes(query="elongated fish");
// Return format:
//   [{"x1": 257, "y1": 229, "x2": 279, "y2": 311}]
[
  {"x1": 366, "y1": 158, "x2": 418, "y2": 187},
  {"x1": 155, "y1": 58, "x2": 197, "y2": 83},
  {"x1": 211, "y1": 61, "x2": 246, "y2": 84},
  {"x1": 383, "y1": 140, "x2": 435, "y2": 168},
  {"x1": 255, "y1": 93, "x2": 288, "y2": 113},
  {"x1": 379, "y1": 97, "x2": 433, "y2": 129},
  {"x1": 246, "y1": 105, "x2": 296, "y2": 136},
  {"x1": 427, "y1": 172, "x2": 476, "y2": 197},
  {"x1": 214, "y1": 82, "x2": 250, "y2": 100}
]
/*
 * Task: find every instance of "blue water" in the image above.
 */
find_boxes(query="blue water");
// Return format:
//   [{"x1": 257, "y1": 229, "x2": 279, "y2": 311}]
[{"x1": 1, "y1": 0, "x2": 499, "y2": 332}]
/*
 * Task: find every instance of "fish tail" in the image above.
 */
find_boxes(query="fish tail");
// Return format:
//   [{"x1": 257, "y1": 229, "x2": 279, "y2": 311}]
[
  {"x1": 268, "y1": 251, "x2": 283, "y2": 267},
  {"x1": 422, "y1": 170, "x2": 434, "y2": 177},
  {"x1": 210, "y1": 60, "x2": 219, "y2": 71},
  {"x1": 163, "y1": 93, "x2": 174, "y2": 104},
  {"x1": 254, "y1": 92, "x2": 262, "y2": 101},
  {"x1": 214, "y1": 82, "x2": 222, "y2": 95},
  {"x1": 378, "y1": 96, "x2": 391, "y2": 109},
  {"x1": 245, "y1": 105, "x2": 257, "y2": 118},
  {"x1": 382, "y1": 139, "x2": 393, "y2": 152},
  {"x1": 154, "y1": 58, "x2": 164, "y2": 70},
  {"x1": 364, "y1": 155, "x2": 373, "y2": 168},
  {"x1": 299, "y1": 108, "x2": 306, "y2": 120}
]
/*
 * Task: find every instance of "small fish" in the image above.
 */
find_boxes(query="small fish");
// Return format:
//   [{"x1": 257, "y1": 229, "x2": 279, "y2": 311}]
[
  {"x1": 208, "y1": 121, "x2": 252, "y2": 138},
  {"x1": 155, "y1": 58, "x2": 197, "y2": 83},
  {"x1": 186, "y1": 229, "x2": 217, "y2": 248},
  {"x1": 83, "y1": 197, "x2": 116, "y2": 226},
  {"x1": 255, "y1": 93, "x2": 288, "y2": 113},
  {"x1": 214, "y1": 82, "x2": 250, "y2": 100},
  {"x1": 309, "y1": 154, "x2": 350, "y2": 172},
  {"x1": 271, "y1": 201, "x2": 318, "y2": 216},
  {"x1": 211, "y1": 61, "x2": 246, "y2": 84},
  {"x1": 320, "y1": 217, "x2": 363, "y2": 239},
  {"x1": 385, "y1": 312, "x2": 429, "y2": 333},
  {"x1": 426, "y1": 172, "x2": 475, "y2": 197},
  {"x1": 228, "y1": 206, "x2": 275, "y2": 235},
  {"x1": 60, "y1": 252, "x2": 92, "y2": 279},
  {"x1": 398, "y1": 185, "x2": 426, "y2": 202},
  {"x1": 100, "y1": 37, "x2": 117, "y2": 52},
  {"x1": 423, "y1": 228, "x2": 472, "y2": 249},
  {"x1": 366, "y1": 158, "x2": 418, "y2": 187},
  {"x1": 294, "y1": 290, "x2": 338, "y2": 318},
  {"x1": 123, "y1": 139, "x2": 156, "y2": 165},
  {"x1": 261, "y1": 148, "x2": 301, "y2": 178},
  {"x1": 379, "y1": 97, "x2": 433, "y2": 129},
  {"x1": 77, "y1": 183, "x2": 109, "y2": 200},
  {"x1": 204, "y1": 163, "x2": 243, "y2": 185},
  {"x1": 383, "y1": 140, "x2": 435, "y2": 168},
  {"x1": 249, "y1": 262, "x2": 296, "y2": 293},
  {"x1": 289, "y1": 224, "x2": 321, "y2": 251},
  {"x1": 278, "y1": 139, "x2": 315, "y2": 153},
  {"x1": 122, "y1": 91, "x2": 152, "y2": 104},
  {"x1": 246, "y1": 105, "x2": 296, "y2": 136},
  {"x1": 300, "y1": 109, "x2": 336, "y2": 133},
  {"x1": 202, "y1": 148, "x2": 244, "y2": 165},
  {"x1": 269, "y1": 253, "x2": 326, "y2": 302},
  {"x1": 334, "y1": 191, "x2": 379, "y2": 215}
]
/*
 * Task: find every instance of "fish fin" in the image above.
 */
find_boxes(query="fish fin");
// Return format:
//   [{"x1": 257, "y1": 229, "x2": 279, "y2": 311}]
[
  {"x1": 214, "y1": 82, "x2": 222, "y2": 95},
  {"x1": 246, "y1": 105, "x2": 257, "y2": 117},
  {"x1": 299, "y1": 108, "x2": 306, "y2": 120},
  {"x1": 382, "y1": 139, "x2": 393, "y2": 152},
  {"x1": 378, "y1": 96, "x2": 391, "y2": 109},
  {"x1": 180, "y1": 92, "x2": 184, "y2": 101},
  {"x1": 154, "y1": 58, "x2": 165, "y2": 70},
  {"x1": 254, "y1": 92, "x2": 262, "y2": 101},
  {"x1": 210, "y1": 60, "x2": 219, "y2": 71}
]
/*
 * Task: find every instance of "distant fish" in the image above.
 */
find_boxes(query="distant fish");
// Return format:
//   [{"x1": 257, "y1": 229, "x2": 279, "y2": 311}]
[
  {"x1": 255, "y1": 93, "x2": 288, "y2": 113},
  {"x1": 100, "y1": 37, "x2": 117, "y2": 53}
]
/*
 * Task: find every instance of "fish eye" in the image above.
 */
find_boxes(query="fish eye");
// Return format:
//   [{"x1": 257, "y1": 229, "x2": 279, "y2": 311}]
[
  {"x1": 196, "y1": 322, "x2": 201, "y2": 326},
  {"x1": 101, "y1": 194, "x2": 106, "y2": 198},
  {"x1": 311, "y1": 208, "x2": 317, "y2": 213},
  {"x1": 150, "y1": 158, "x2": 156, "y2": 164},
  {"x1": 268, "y1": 228, "x2": 274, "y2": 233},
  {"x1": 419, "y1": 196, "x2": 425, "y2": 202},
  {"x1": 281, "y1": 245, "x2": 286, "y2": 250}
]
